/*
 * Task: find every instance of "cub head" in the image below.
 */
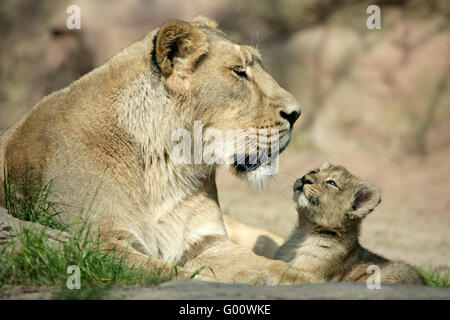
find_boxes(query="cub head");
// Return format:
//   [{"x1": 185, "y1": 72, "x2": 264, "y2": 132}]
[
  {"x1": 153, "y1": 16, "x2": 301, "y2": 187},
  {"x1": 293, "y1": 163, "x2": 381, "y2": 233}
]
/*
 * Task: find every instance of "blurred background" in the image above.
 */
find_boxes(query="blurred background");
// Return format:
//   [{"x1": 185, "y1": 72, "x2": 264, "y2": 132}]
[{"x1": 0, "y1": 0, "x2": 448, "y2": 272}]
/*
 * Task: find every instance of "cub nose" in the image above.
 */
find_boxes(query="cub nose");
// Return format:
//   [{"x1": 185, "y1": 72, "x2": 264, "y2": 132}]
[
  {"x1": 279, "y1": 109, "x2": 301, "y2": 128},
  {"x1": 293, "y1": 179, "x2": 304, "y2": 192},
  {"x1": 294, "y1": 175, "x2": 313, "y2": 192}
]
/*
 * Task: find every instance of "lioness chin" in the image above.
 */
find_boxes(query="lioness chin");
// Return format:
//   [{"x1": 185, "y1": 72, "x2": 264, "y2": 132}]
[
  {"x1": 0, "y1": 16, "x2": 306, "y2": 284},
  {"x1": 275, "y1": 162, "x2": 426, "y2": 285}
]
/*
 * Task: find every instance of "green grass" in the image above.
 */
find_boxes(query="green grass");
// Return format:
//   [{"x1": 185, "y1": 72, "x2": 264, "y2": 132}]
[
  {"x1": 417, "y1": 267, "x2": 450, "y2": 288},
  {"x1": 3, "y1": 170, "x2": 67, "y2": 231},
  {"x1": 0, "y1": 173, "x2": 177, "y2": 296},
  {"x1": 0, "y1": 224, "x2": 176, "y2": 289}
]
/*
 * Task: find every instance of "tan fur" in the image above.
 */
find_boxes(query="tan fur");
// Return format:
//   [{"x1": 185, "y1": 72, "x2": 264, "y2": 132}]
[
  {"x1": 275, "y1": 162, "x2": 426, "y2": 285},
  {"x1": 223, "y1": 215, "x2": 284, "y2": 259},
  {"x1": 0, "y1": 16, "x2": 305, "y2": 284}
]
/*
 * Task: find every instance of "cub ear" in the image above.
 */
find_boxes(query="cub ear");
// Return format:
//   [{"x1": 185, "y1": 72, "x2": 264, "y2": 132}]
[
  {"x1": 155, "y1": 19, "x2": 209, "y2": 91},
  {"x1": 348, "y1": 181, "x2": 381, "y2": 220},
  {"x1": 320, "y1": 162, "x2": 333, "y2": 170}
]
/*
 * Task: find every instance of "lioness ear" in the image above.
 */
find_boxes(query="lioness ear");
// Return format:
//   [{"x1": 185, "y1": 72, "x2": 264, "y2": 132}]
[
  {"x1": 191, "y1": 15, "x2": 218, "y2": 29},
  {"x1": 348, "y1": 181, "x2": 381, "y2": 220},
  {"x1": 155, "y1": 19, "x2": 208, "y2": 91}
]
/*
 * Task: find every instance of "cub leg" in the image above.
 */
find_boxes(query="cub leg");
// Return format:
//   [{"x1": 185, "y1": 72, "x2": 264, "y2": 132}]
[
  {"x1": 346, "y1": 262, "x2": 426, "y2": 285},
  {"x1": 379, "y1": 262, "x2": 426, "y2": 285}
]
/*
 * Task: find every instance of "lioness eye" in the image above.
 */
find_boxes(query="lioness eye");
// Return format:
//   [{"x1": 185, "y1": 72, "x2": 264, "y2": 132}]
[
  {"x1": 232, "y1": 66, "x2": 248, "y2": 79},
  {"x1": 326, "y1": 180, "x2": 338, "y2": 187}
]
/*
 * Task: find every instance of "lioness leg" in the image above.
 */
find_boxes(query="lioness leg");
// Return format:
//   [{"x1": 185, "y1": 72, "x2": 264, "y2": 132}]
[
  {"x1": 101, "y1": 240, "x2": 212, "y2": 281},
  {"x1": 183, "y1": 238, "x2": 310, "y2": 285}
]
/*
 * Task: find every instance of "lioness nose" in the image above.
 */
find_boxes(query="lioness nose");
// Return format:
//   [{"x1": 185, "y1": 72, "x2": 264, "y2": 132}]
[{"x1": 279, "y1": 107, "x2": 301, "y2": 128}]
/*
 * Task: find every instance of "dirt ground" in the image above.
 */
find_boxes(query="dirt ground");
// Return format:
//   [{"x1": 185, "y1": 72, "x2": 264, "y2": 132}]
[{"x1": 217, "y1": 122, "x2": 450, "y2": 271}]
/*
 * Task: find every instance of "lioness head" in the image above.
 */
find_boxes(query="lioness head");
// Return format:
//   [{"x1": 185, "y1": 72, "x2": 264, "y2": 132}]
[
  {"x1": 153, "y1": 16, "x2": 301, "y2": 187},
  {"x1": 293, "y1": 163, "x2": 381, "y2": 233}
]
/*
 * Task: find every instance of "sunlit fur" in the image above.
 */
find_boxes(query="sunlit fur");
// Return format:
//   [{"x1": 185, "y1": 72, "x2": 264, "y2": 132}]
[
  {"x1": 0, "y1": 16, "x2": 305, "y2": 284},
  {"x1": 275, "y1": 163, "x2": 426, "y2": 285}
]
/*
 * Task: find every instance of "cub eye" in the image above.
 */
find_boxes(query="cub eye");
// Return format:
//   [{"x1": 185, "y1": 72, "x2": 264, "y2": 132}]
[
  {"x1": 232, "y1": 66, "x2": 248, "y2": 79},
  {"x1": 326, "y1": 180, "x2": 338, "y2": 187}
]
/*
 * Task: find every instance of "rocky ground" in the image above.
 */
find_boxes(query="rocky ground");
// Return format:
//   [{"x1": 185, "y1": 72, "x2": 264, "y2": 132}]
[{"x1": 1, "y1": 280, "x2": 449, "y2": 300}]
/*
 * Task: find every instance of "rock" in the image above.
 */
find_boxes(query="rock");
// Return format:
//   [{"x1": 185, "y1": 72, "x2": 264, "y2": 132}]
[
  {"x1": 109, "y1": 280, "x2": 450, "y2": 300},
  {"x1": 2, "y1": 279, "x2": 449, "y2": 300},
  {"x1": 0, "y1": 207, "x2": 70, "y2": 251}
]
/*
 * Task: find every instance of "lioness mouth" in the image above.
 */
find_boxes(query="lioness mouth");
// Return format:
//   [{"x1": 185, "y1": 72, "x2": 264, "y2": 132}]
[
  {"x1": 233, "y1": 150, "x2": 281, "y2": 173},
  {"x1": 233, "y1": 154, "x2": 265, "y2": 173},
  {"x1": 233, "y1": 138, "x2": 290, "y2": 173}
]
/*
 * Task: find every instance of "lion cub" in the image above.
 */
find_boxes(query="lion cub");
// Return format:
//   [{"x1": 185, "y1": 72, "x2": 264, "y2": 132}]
[{"x1": 275, "y1": 162, "x2": 425, "y2": 285}]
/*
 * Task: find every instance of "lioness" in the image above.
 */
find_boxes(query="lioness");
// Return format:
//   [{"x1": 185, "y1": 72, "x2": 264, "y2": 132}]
[
  {"x1": 274, "y1": 162, "x2": 426, "y2": 284},
  {"x1": 0, "y1": 16, "x2": 306, "y2": 284}
]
